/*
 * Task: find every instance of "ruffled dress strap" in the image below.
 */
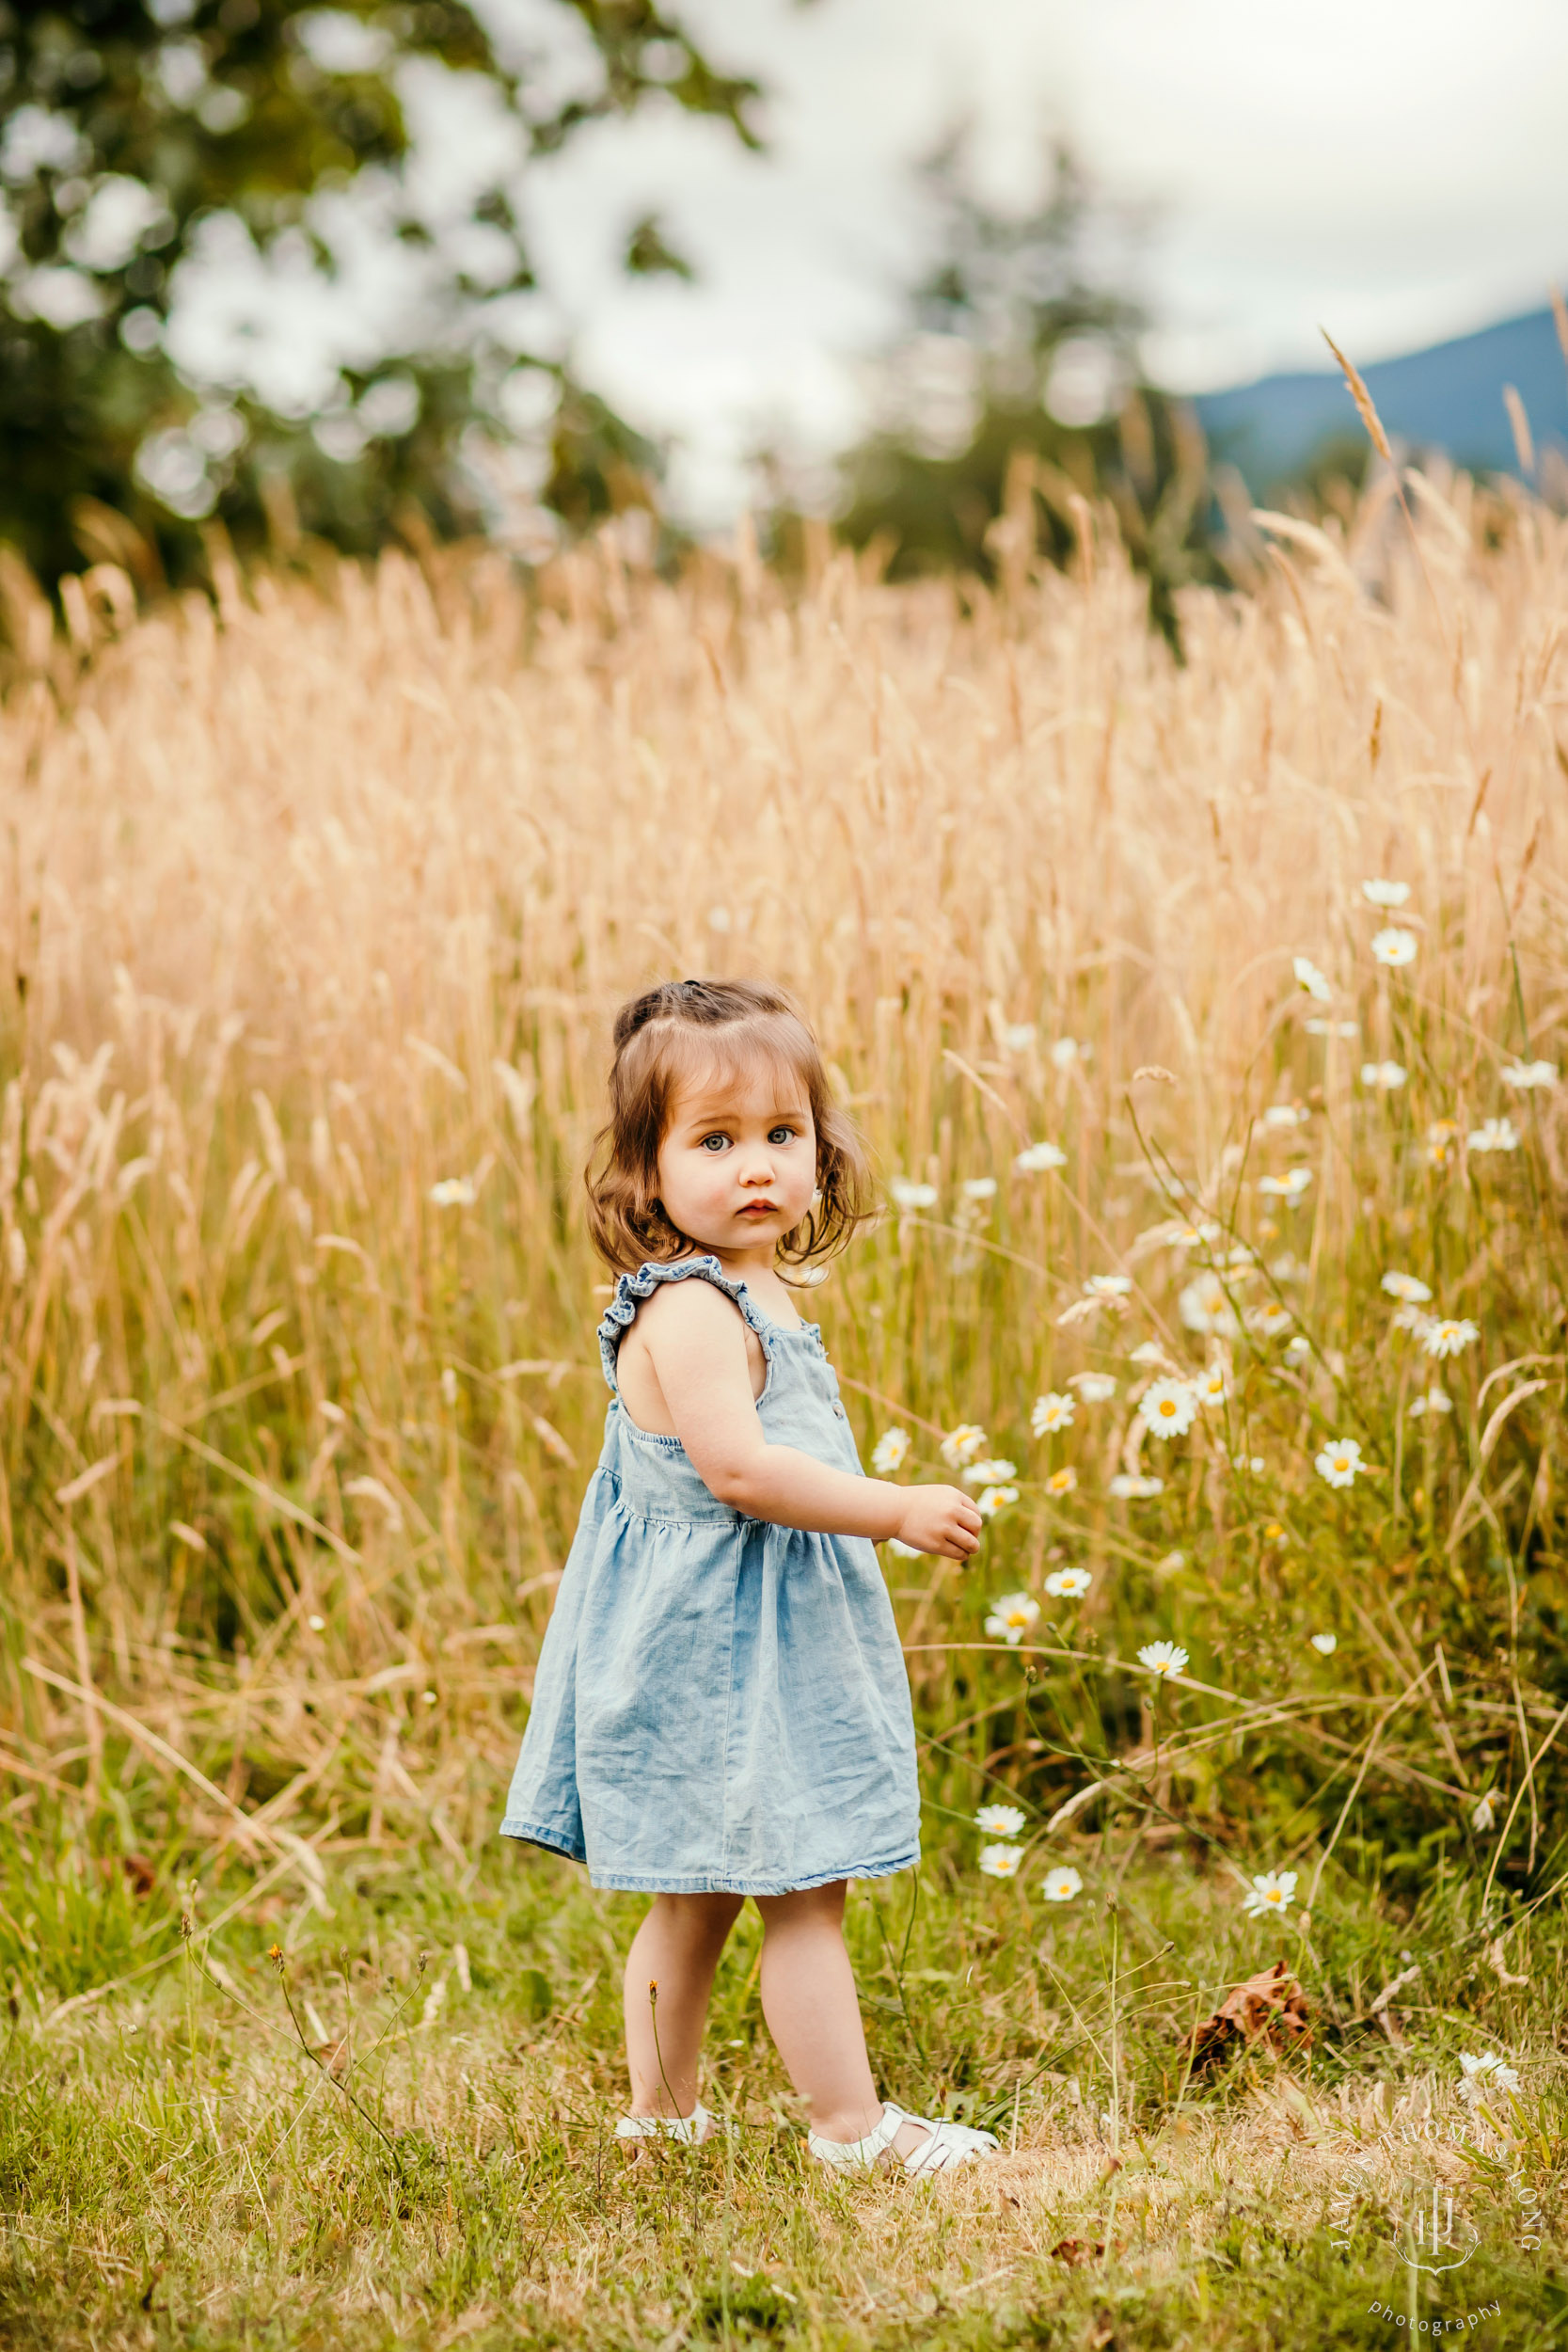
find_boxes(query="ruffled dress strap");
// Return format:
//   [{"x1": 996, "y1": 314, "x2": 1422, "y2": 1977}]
[{"x1": 596, "y1": 1255, "x2": 774, "y2": 1396}]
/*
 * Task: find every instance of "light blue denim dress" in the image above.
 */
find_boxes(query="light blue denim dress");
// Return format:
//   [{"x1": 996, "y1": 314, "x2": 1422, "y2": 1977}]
[{"x1": 499, "y1": 1256, "x2": 920, "y2": 1894}]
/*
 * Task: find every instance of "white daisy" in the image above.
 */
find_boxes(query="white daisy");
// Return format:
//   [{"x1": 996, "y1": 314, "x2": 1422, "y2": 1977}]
[
  {"x1": 1467, "y1": 1118, "x2": 1520, "y2": 1154},
  {"x1": 1371, "y1": 928, "x2": 1418, "y2": 968},
  {"x1": 978, "y1": 1843, "x2": 1022, "y2": 1879},
  {"x1": 1361, "y1": 878, "x2": 1411, "y2": 908},
  {"x1": 1014, "y1": 1140, "x2": 1068, "y2": 1173},
  {"x1": 1407, "y1": 1388, "x2": 1452, "y2": 1420},
  {"x1": 1001, "y1": 1022, "x2": 1037, "y2": 1054},
  {"x1": 977, "y1": 1484, "x2": 1020, "y2": 1518},
  {"x1": 1315, "y1": 1438, "x2": 1365, "y2": 1487},
  {"x1": 975, "y1": 1804, "x2": 1027, "y2": 1838},
  {"x1": 1044, "y1": 1566, "x2": 1092, "y2": 1598},
  {"x1": 1305, "y1": 1018, "x2": 1360, "y2": 1038},
  {"x1": 1169, "y1": 1218, "x2": 1223, "y2": 1248},
  {"x1": 1109, "y1": 1473, "x2": 1164, "y2": 1500},
  {"x1": 1284, "y1": 1335, "x2": 1311, "y2": 1363},
  {"x1": 889, "y1": 1178, "x2": 939, "y2": 1211},
  {"x1": 961, "y1": 1177, "x2": 998, "y2": 1201},
  {"x1": 964, "y1": 1457, "x2": 1018, "y2": 1486},
  {"x1": 1470, "y1": 1791, "x2": 1497, "y2": 1834},
  {"x1": 1261, "y1": 1103, "x2": 1310, "y2": 1130},
  {"x1": 1361, "y1": 1060, "x2": 1408, "y2": 1089},
  {"x1": 983, "y1": 1592, "x2": 1039, "y2": 1644},
  {"x1": 1293, "y1": 956, "x2": 1332, "y2": 1001},
  {"x1": 1423, "y1": 1318, "x2": 1479, "y2": 1360},
  {"x1": 1458, "y1": 2051, "x2": 1521, "y2": 2105},
  {"x1": 1031, "y1": 1391, "x2": 1076, "y2": 1436},
  {"x1": 1258, "y1": 1168, "x2": 1312, "y2": 1200},
  {"x1": 1242, "y1": 1868, "x2": 1298, "y2": 1917},
  {"x1": 1043, "y1": 1467, "x2": 1078, "y2": 1497},
  {"x1": 1426, "y1": 1118, "x2": 1459, "y2": 1167},
  {"x1": 1051, "y1": 1037, "x2": 1089, "y2": 1072},
  {"x1": 1389, "y1": 1303, "x2": 1434, "y2": 1339},
  {"x1": 1381, "y1": 1270, "x2": 1433, "y2": 1304},
  {"x1": 429, "y1": 1177, "x2": 476, "y2": 1208},
  {"x1": 870, "y1": 1428, "x2": 911, "y2": 1475},
  {"x1": 1042, "y1": 1867, "x2": 1083, "y2": 1902},
  {"x1": 1310, "y1": 1632, "x2": 1337, "y2": 1655},
  {"x1": 940, "y1": 1423, "x2": 989, "y2": 1468},
  {"x1": 1139, "y1": 1379, "x2": 1197, "y2": 1438},
  {"x1": 1137, "y1": 1640, "x2": 1189, "y2": 1678},
  {"x1": 1179, "y1": 1274, "x2": 1241, "y2": 1337},
  {"x1": 1244, "y1": 1300, "x2": 1294, "y2": 1338},
  {"x1": 1189, "y1": 1363, "x2": 1230, "y2": 1408},
  {"x1": 1500, "y1": 1058, "x2": 1557, "y2": 1091},
  {"x1": 1069, "y1": 1373, "x2": 1118, "y2": 1403},
  {"x1": 1085, "y1": 1274, "x2": 1133, "y2": 1298}
]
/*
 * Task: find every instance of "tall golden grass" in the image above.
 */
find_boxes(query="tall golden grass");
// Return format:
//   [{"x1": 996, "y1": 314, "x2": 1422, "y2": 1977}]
[{"x1": 3, "y1": 467, "x2": 1564, "y2": 1901}]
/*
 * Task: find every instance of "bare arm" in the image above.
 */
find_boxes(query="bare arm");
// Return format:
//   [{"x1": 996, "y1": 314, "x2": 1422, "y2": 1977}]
[{"x1": 639, "y1": 1282, "x2": 980, "y2": 1560}]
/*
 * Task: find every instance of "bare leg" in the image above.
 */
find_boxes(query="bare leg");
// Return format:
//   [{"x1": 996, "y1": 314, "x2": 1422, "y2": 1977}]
[
  {"x1": 624, "y1": 1891, "x2": 744, "y2": 2117},
  {"x1": 753, "y1": 1882, "x2": 927, "y2": 2158}
]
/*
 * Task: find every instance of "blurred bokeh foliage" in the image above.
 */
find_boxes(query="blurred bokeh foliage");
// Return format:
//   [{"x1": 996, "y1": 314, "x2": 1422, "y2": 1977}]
[{"x1": 0, "y1": 1, "x2": 759, "y2": 586}]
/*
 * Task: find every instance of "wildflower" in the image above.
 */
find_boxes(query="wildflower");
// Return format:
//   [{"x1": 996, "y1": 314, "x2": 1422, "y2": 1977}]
[
  {"x1": 961, "y1": 1176, "x2": 998, "y2": 1201},
  {"x1": 940, "y1": 1423, "x2": 988, "y2": 1469},
  {"x1": 983, "y1": 1593, "x2": 1039, "y2": 1644},
  {"x1": 1315, "y1": 1437, "x2": 1365, "y2": 1487},
  {"x1": 1470, "y1": 1791, "x2": 1497, "y2": 1834},
  {"x1": 429, "y1": 1176, "x2": 476, "y2": 1208},
  {"x1": 1457, "y1": 2051, "x2": 1521, "y2": 2105},
  {"x1": 1190, "y1": 1363, "x2": 1230, "y2": 1408},
  {"x1": 1500, "y1": 1058, "x2": 1557, "y2": 1090},
  {"x1": 1015, "y1": 1140, "x2": 1068, "y2": 1173},
  {"x1": 1361, "y1": 878, "x2": 1411, "y2": 908},
  {"x1": 1069, "y1": 1372, "x2": 1117, "y2": 1403},
  {"x1": 1110, "y1": 1473, "x2": 1164, "y2": 1500},
  {"x1": 1085, "y1": 1274, "x2": 1132, "y2": 1298},
  {"x1": 1423, "y1": 1317, "x2": 1479, "y2": 1360},
  {"x1": 889, "y1": 1178, "x2": 938, "y2": 1211},
  {"x1": 1381, "y1": 1270, "x2": 1433, "y2": 1304},
  {"x1": 977, "y1": 1485, "x2": 1019, "y2": 1518},
  {"x1": 1138, "y1": 1640, "x2": 1188, "y2": 1678},
  {"x1": 887, "y1": 1538, "x2": 927, "y2": 1559},
  {"x1": 1051, "y1": 1037, "x2": 1086, "y2": 1072},
  {"x1": 1258, "y1": 1168, "x2": 1312, "y2": 1200},
  {"x1": 1310, "y1": 1632, "x2": 1337, "y2": 1655},
  {"x1": 1179, "y1": 1273, "x2": 1240, "y2": 1336},
  {"x1": 1001, "y1": 1022, "x2": 1037, "y2": 1053},
  {"x1": 1371, "y1": 928, "x2": 1418, "y2": 968},
  {"x1": 1467, "y1": 1118, "x2": 1519, "y2": 1154},
  {"x1": 870, "y1": 1428, "x2": 911, "y2": 1475},
  {"x1": 1263, "y1": 1521, "x2": 1287, "y2": 1542},
  {"x1": 308, "y1": 1613, "x2": 326, "y2": 1632},
  {"x1": 1284, "y1": 1335, "x2": 1310, "y2": 1363},
  {"x1": 1044, "y1": 1467, "x2": 1078, "y2": 1497},
  {"x1": 1361, "y1": 1059, "x2": 1408, "y2": 1089},
  {"x1": 1293, "y1": 956, "x2": 1332, "y2": 1001},
  {"x1": 1262, "y1": 1103, "x2": 1310, "y2": 1130},
  {"x1": 978, "y1": 1844, "x2": 1022, "y2": 1879},
  {"x1": 1140, "y1": 1379, "x2": 1197, "y2": 1438},
  {"x1": 964, "y1": 1457, "x2": 1019, "y2": 1486},
  {"x1": 1426, "y1": 1119, "x2": 1458, "y2": 1168},
  {"x1": 1043, "y1": 1867, "x2": 1083, "y2": 1902},
  {"x1": 1305, "y1": 1018, "x2": 1360, "y2": 1038},
  {"x1": 1242, "y1": 1868, "x2": 1298, "y2": 1918},
  {"x1": 1031, "y1": 1391, "x2": 1076, "y2": 1435},
  {"x1": 1407, "y1": 1388, "x2": 1452, "y2": 1419},
  {"x1": 1269, "y1": 1251, "x2": 1305, "y2": 1281},
  {"x1": 1244, "y1": 1300, "x2": 1294, "y2": 1338},
  {"x1": 1045, "y1": 1566, "x2": 1092, "y2": 1598},
  {"x1": 975, "y1": 1804, "x2": 1027, "y2": 1839},
  {"x1": 1389, "y1": 1305, "x2": 1434, "y2": 1342}
]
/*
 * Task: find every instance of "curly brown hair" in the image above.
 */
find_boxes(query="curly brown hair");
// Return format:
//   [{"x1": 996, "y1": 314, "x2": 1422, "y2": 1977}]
[{"x1": 584, "y1": 978, "x2": 874, "y2": 1277}]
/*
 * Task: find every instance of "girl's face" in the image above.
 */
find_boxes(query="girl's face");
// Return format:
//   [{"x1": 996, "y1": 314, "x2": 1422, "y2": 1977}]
[{"x1": 656, "y1": 1059, "x2": 817, "y2": 1257}]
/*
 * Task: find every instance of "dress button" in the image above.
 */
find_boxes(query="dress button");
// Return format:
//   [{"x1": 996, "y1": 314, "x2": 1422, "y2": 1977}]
[{"x1": 832, "y1": 1399, "x2": 847, "y2": 1419}]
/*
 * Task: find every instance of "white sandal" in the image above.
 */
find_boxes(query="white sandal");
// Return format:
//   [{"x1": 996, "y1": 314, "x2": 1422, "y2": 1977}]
[
  {"x1": 807, "y1": 2101, "x2": 999, "y2": 2177},
  {"x1": 615, "y1": 2101, "x2": 734, "y2": 2145}
]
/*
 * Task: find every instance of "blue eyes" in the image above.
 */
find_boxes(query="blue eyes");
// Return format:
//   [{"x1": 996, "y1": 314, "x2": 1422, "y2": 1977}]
[{"x1": 698, "y1": 1128, "x2": 798, "y2": 1152}]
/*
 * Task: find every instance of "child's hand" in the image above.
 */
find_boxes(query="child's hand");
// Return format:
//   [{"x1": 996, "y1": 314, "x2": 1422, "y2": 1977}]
[{"x1": 894, "y1": 1484, "x2": 983, "y2": 1561}]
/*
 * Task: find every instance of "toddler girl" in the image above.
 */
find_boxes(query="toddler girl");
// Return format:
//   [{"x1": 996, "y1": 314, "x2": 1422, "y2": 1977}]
[{"x1": 500, "y1": 977, "x2": 997, "y2": 2176}]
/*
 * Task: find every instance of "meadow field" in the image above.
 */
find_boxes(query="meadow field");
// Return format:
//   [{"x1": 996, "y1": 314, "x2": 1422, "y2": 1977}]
[{"x1": 1, "y1": 464, "x2": 1566, "y2": 2348}]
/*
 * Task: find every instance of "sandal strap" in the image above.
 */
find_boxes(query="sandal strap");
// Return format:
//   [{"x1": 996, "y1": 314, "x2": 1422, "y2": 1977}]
[
  {"x1": 806, "y1": 2102, "x2": 910, "y2": 2169},
  {"x1": 615, "y1": 2101, "x2": 730, "y2": 2144},
  {"x1": 899, "y1": 2116, "x2": 999, "y2": 2176}
]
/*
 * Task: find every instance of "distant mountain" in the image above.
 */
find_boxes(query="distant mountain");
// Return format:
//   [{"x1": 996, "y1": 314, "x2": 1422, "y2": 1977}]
[{"x1": 1189, "y1": 306, "x2": 1568, "y2": 493}]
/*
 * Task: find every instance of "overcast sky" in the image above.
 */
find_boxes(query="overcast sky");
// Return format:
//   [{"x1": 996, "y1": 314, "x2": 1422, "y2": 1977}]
[{"x1": 177, "y1": 0, "x2": 1568, "y2": 525}]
